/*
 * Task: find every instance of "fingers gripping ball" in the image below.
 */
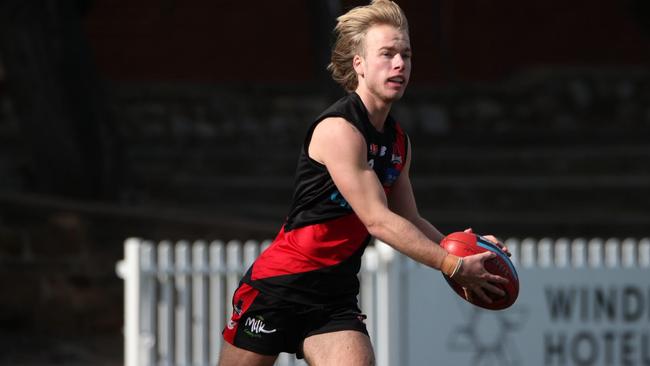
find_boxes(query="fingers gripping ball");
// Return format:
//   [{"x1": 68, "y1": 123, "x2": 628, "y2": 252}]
[{"x1": 441, "y1": 231, "x2": 519, "y2": 310}]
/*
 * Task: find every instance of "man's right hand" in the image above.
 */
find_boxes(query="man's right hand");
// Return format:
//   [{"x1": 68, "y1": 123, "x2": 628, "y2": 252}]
[{"x1": 452, "y1": 251, "x2": 509, "y2": 304}]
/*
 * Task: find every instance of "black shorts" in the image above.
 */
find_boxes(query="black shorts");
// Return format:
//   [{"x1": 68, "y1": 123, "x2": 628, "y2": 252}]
[{"x1": 222, "y1": 282, "x2": 368, "y2": 358}]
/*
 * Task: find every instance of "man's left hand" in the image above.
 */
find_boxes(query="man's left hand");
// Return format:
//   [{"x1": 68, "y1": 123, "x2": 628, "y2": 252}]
[{"x1": 464, "y1": 228, "x2": 511, "y2": 257}]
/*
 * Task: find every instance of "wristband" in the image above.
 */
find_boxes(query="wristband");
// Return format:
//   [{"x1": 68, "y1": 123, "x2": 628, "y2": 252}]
[
  {"x1": 441, "y1": 254, "x2": 461, "y2": 277},
  {"x1": 450, "y1": 258, "x2": 463, "y2": 278}
]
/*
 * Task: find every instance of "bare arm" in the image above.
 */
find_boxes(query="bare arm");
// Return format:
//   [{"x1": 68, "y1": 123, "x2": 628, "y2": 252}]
[
  {"x1": 388, "y1": 137, "x2": 446, "y2": 244},
  {"x1": 309, "y1": 117, "x2": 451, "y2": 270},
  {"x1": 389, "y1": 138, "x2": 511, "y2": 257},
  {"x1": 386, "y1": 136, "x2": 510, "y2": 300},
  {"x1": 309, "y1": 118, "x2": 508, "y2": 302}
]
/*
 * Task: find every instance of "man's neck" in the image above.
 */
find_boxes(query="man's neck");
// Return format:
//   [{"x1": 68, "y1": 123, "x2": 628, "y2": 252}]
[{"x1": 356, "y1": 90, "x2": 392, "y2": 132}]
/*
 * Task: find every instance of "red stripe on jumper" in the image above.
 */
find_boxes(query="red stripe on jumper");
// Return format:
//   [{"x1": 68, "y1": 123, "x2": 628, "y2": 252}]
[{"x1": 251, "y1": 214, "x2": 368, "y2": 280}]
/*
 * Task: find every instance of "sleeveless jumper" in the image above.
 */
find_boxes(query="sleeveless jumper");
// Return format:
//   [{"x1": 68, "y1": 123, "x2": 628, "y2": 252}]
[{"x1": 241, "y1": 92, "x2": 409, "y2": 305}]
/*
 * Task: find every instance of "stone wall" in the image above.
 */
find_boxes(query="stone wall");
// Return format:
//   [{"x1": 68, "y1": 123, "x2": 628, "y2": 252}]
[{"x1": 108, "y1": 69, "x2": 650, "y2": 236}]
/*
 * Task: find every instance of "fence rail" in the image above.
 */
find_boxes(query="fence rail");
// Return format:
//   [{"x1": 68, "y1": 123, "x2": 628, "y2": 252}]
[{"x1": 117, "y1": 237, "x2": 650, "y2": 366}]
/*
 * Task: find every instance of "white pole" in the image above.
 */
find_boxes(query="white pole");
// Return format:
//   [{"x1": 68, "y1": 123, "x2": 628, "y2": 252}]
[
  {"x1": 588, "y1": 237, "x2": 604, "y2": 267},
  {"x1": 209, "y1": 241, "x2": 226, "y2": 365},
  {"x1": 554, "y1": 238, "x2": 570, "y2": 268},
  {"x1": 175, "y1": 241, "x2": 191, "y2": 366},
  {"x1": 140, "y1": 241, "x2": 157, "y2": 366},
  {"x1": 571, "y1": 238, "x2": 587, "y2": 268},
  {"x1": 639, "y1": 238, "x2": 650, "y2": 267},
  {"x1": 192, "y1": 241, "x2": 209, "y2": 366},
  {"x1": 360, "y1": 246, "x2": 378, "y2": 344},
  {"x1": 118, "y1": 238, "x2": 142, "y2": 366},
  {"x1": 537, "y1": 237, "x2": 553, "y2": 268},
  {"x1": 158, "y1": 241, "x2": 174, "y2": 366},
  {"x1": 375, "y1": 240, "x2": 398, "y2": 366}
]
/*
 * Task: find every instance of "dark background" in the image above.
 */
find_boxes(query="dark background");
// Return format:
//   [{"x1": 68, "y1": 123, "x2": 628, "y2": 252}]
[{"x1": 0, "y1": 0, "x2": 649, "y2": 364}]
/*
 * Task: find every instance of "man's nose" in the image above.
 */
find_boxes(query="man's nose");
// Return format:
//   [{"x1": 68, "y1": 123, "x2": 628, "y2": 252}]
[{"x1": 393, "y1": 54, "x2": 405, "y2": 70}]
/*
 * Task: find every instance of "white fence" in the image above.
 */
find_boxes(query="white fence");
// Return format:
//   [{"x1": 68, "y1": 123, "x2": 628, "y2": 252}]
[
  {"x1": 117, "y1": 237, "x2": 650, "y2": 366},
  {"x1": 116, "y1": 238, "x2": 404, "y2": 366}
]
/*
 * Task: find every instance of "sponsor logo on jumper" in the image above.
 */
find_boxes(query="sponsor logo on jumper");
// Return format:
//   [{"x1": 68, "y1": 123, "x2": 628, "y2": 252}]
[
  {"x1": 368, "y1": 159, "x2": 375, "y2": 169},
  {"x1": 379, "y1": 146, "x2": 387, "y2": 157},
  {"x1": 391, "y1": 153, "x2": 402, "y2": 165},
  {"x1": 330, "y1": 190, "x2": 351, "y2": 209},
  {"x1": 370, "y1": 144, "x2": 379, "y2": 156},
  {"x1": 244, "y1": 316, "x2": 277, "y2": 338}
]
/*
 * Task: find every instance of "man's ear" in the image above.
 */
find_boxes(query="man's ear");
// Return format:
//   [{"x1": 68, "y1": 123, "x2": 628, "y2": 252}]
[{"x1": 353, "y1": 54, "x2": 364, "y2": 77}]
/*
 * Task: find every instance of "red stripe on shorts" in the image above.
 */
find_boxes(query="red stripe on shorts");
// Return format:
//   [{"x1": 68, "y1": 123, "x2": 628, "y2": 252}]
[{"x1": 222, "y1": 283, "x2": 259, "y2": 344}]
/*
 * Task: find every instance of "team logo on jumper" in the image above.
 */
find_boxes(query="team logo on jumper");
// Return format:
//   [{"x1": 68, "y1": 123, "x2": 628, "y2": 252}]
[
  {"x1": 379, "y1": 146, "x2": 387, "y2": 157},
  {"x1": 391, "y1": 153, "x2": 402, "y2": 165},
  {"x1": 243, "y1": 315, "x2": 277, "y2": 338},
  {"x1": 383, "y1": 168, "x2": 399, "y2": 186},
  {"x1": 370, "y1": 144, "x2": 379, "y2": 156}
]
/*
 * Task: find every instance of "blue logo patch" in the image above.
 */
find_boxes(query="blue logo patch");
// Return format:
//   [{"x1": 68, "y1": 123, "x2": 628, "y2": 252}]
[
  {"x1": 330, "y1": 191, "x2": 351, "y2": 209},
  {"x1": 383, "y1": 168, "x2": 400, "y2": 186}
]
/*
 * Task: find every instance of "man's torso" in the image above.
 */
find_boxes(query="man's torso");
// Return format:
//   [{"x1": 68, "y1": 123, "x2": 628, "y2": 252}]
[{"x1": 242, "y1": 92, "x2": 408, "y2": 304}]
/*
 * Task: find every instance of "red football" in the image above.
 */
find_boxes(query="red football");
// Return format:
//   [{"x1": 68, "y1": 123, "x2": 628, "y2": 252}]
[{"x1": 440, "y1": 231, "x2": 519, "y2": 310}]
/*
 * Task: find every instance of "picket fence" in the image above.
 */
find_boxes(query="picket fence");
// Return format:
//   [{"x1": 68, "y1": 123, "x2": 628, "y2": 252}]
[{"x1": 116, "y1": 237, "x2": 650, "y2": 366}]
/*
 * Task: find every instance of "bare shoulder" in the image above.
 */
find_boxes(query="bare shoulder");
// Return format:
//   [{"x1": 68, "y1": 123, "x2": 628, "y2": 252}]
[
  {"x1": 312, "y1": 117, "x2": 363, "y2": 140},
  {"x1": 309, "y1": 117, "x2": 367, "y2": 165}
]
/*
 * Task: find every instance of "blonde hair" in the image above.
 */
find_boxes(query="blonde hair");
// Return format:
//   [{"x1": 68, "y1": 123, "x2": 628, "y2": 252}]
[{"x1": 327, "y1": 0, "x2": 409, "y2": 92}]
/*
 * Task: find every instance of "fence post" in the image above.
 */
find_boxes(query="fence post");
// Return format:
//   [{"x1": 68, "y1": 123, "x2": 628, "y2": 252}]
[
  {"x1": 175, "y1": 241, "x2": 191, "y2": 366},
  {"x1": 554, "y1": 238, "x2": 570, "y2": 268},
  {"x1": 158, "y1": 241, "x2": 174, "y2": 366},
  {"x1": 639, "y1": 238, "x2": 650, "y2": 267},
  {"x1": 192, "y1": 241, "x2": 209, "y2": 366},
  {"x1": 621, "y1": 238, "x2": 637, "y2": 268},
  {"x1": 520, "y1": 238, "x2": 536, "y2": 268},
  {"x1": 209, "y1": 240, "x2": 226, "y2": 365},
  {"x1": 588, "y1": 238, "x2": 604, "y2": 267},
  {"x1": 360, "y1": 245, "x2": 378, "y2": 345},
  {"x1": 504, "y1": 238, "x2": 520, "y2": 266},
  {"x1": 605, "y1": 238, "x2": 620, "y2": 268},
  {"x1": 537, "y1": 238, "x2": 553, "y2": 268},
  {"x1": 571, "y1": 238, "x2": 587, "y2": 268},
  {"x1": 117, "y1": 238, "x2": 142, "y2": 366},
  {"x1": 243, "y1": 240, "x2": 260, "y2": 269},
  {"x1": 375, "y1": 240, "x2": 400, "y2": 366},
  {"x1": 225, "y1": 240, "x2": 243, "y2": 302},
  {"x1": 140, "y1": 241, "x2": 156, "y2": 366}
]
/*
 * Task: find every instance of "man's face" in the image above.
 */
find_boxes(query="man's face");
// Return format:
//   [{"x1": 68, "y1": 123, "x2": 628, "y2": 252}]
[{"x1": 355, "y1": 24, "x2": 411, "y2": 103}]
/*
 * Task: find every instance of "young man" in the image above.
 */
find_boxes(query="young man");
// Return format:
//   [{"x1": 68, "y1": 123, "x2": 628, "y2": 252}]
[{"x1": 218, "y1": 1, "x2": 509, "y2": 365}]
